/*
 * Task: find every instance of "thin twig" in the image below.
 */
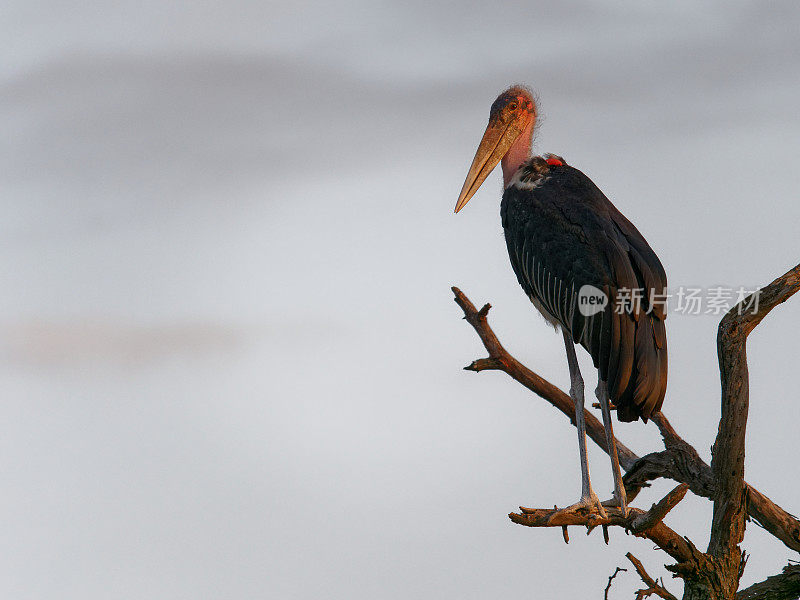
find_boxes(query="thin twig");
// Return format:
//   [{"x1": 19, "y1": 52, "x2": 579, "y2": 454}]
[
  {"x1": 626, "y1": 552, "x2": 678, "y2": 600},
  {"x1": 605, "y1": 566, "x2": 627, "y2": 600}
]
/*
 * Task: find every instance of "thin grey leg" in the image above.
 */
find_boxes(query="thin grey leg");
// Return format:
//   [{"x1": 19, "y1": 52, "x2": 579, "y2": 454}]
[
  {"x1": 562, "y1": 329, "x2": 601, "y2": 512},
  {"x1": 596, "y1": 380, "x2": 628, "y2": 515}
]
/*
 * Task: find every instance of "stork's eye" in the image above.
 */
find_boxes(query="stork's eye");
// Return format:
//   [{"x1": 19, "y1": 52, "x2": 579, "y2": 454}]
[{"x1": 508, "y1": 102, "x2": 518, "y2": 111}]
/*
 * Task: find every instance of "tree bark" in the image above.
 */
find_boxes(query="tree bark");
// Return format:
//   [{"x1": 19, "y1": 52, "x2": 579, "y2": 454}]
[
  {"x1": 709, "y1": 264, "x2": 800, "y2": 597},
  {"x1": 736, "y1": 564, "x2": 800, "y2": 600}
]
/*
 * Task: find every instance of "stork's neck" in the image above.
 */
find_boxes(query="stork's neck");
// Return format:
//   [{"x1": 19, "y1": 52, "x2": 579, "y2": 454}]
[{"x1": 501, "y1": 120, "x2": 534, "y2": 187}]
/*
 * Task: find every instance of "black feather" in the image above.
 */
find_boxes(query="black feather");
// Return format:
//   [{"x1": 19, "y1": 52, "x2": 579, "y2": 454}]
[{"x1": 501, "y1": 159, "x2": 668, "y2": 422}]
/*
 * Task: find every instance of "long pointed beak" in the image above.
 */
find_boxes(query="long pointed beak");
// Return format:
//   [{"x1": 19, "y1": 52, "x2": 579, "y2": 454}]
[{"x1": 454, "y1": 118, "x2": 519, "y2": 213}]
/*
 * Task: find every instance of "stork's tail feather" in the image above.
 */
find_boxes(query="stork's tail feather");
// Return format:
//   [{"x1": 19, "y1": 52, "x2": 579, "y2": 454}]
[{"x1": 614, "y1": 312, "x2": 667, "y2": 423}]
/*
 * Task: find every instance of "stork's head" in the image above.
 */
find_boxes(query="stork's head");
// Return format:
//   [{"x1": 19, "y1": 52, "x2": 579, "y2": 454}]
[{"x1": 455, "y1": 86, "x2": 537, "y2": 213}]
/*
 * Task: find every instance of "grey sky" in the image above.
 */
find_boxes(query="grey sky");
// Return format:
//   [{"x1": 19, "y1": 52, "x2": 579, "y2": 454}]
[{"x1": 1, "y1": 1, "x2": 799, "y2": 598}]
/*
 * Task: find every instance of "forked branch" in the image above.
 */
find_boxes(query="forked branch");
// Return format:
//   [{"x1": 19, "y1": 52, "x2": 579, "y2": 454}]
[
  {"x1": 452, "y1": 262, "x2": 800, "y2": 598},
  {"x1": 710, "y1": 263, "x2": 800, "y2": 596},
  {"x1": 626, "y1": 552, "x2": 679, "y2": 600},
  {"x1": 451, "y1": 280, "x2": 800, "y2": 556},
  {"x1": 510, "y1": 484, "x2": 693, "y2": 565}
]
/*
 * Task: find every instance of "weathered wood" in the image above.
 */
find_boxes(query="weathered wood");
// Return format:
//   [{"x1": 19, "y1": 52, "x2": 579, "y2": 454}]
[
  {"x1": 631, "y1": 484, "x2": 689, "y2": 533},
  {"x1": 605, "y1": 566, "x2": 627, "y2": 600},
  {"x1": 452, "y1": 285, "x2": 800, "y2": 556},
  {"x1": 509, "y1": 502, "x2": 697, "y2": 566},
  {"x1": 736, "y1": 564, "x2": 800, "y2": 600},
  {"x1": 626, "y1": 552, "x2": 678, "y2": 600},
  {"x1": 710, "y1": 309, "x2": 751, "y2": 596},
  {"x1": 453, "y1": 267, "x2": 800, "y2": 599},
  {"x1": 453, "y1": 286, "x2": 637, "y2": 471},
  {"x1": 746, "y1": 487, "x2": 800, "y2": 555},
  {"x1": 710, "y1": 264, "x2": 800, "y2": 597},
  {"x1": 624, "y1": 448, "x2": 800, "y2": 555}
]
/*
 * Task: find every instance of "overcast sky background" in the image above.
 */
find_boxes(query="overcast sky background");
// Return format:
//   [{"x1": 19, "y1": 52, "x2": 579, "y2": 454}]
[{"x1": 1, "y1": 1, "x2": 799, "y2": 598}]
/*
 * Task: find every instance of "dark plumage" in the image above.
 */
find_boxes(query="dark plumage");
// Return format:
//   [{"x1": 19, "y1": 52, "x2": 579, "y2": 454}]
[
  {"x1": 501, "y1": 157, "x2": 667, "y2": 422},
  {"x1": 455, "y1": 85, "x2": 668, "y2": 513}
]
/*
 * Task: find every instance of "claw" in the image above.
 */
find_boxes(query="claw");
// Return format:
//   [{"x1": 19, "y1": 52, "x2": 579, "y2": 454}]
[
  {"x1": 563, "y1": 492, "x2": 608, "y2": 520},
  {"x1": 602, "y1": 496, "x2": 630, "y2": 518}
]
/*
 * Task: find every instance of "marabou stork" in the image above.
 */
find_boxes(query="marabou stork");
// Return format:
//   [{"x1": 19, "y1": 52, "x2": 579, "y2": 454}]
[{"x1": 455, "y1": 86, "x2": 667, "y2": 516}]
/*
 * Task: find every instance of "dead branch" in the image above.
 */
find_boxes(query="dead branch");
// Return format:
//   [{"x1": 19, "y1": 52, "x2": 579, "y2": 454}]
[
  {"x1": 453, "y1": 286, "x2": 637, "y2": 471},
  {"x1": 631, "y1": 484, "x2": 689, "y2": 533},
  {"x1": 606, "y1": 566, "x2": 628, "y2": 600},
  {"x1": 651, "y1": 412, "x2": 688, "y2": 454},
  {"x1": 623, "y1": 445, "x2": 712, "y2": 506},
  {"x1": 451, "y1": 284, "x2": 800, "y2": 556},
  {"x1": 623, "y1": 447, "x2": 800, "y2": 555},
  {"x1": 511, "y1": 485, "x2": 695, "y2": 565},
  {"x1": 509, "y1": 504, "x2": 696, "y2": 566},
  {"x1": 709, "y1": 264, "x2": 800, "y2": 597},
  {"x1": 735, "y1": 564, "x2": 800, "y2": 600},
  {"x1": 627, "y1": 552, "x2": 679, "y2": 600},
  {"x1": 746, "y1": 488, "x2": 800, "y2": 556}
]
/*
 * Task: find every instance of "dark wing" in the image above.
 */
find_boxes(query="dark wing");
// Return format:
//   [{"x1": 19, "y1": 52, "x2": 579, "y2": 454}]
[{"x1": 501, "y1": 164, "x2": 667, "y2": 422}]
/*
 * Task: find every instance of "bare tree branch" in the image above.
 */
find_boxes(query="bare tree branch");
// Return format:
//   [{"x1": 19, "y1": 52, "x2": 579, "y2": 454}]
[
  {"x1": 605, "y1": 565, "x2": 627, "y2": 600},
  {"x1": 452, "y1": 286, "x2": 637, "y2": 470},
  {"x1": 631, "y1": 484, "x2": 690, "y2": 533},
  {"x1": 451, "y1": 285, "x2": 800, "y2": 556},
  {"x1": 746, "y1": 488, "x2": 800, "y2": 556},
  {"x1": 710, "y1": 264, "x2": 800, "y2": 597},
  {"x1": 453, "y1": 266, "x2": 800, "y2": 599},
  {"x1": 511, "y1": 484, "x2": 694, "y2": 566},
  {"x1": 509, "y1": 504, "x2": 697, "y2": 566},
  {"x1": 623, "y1": 447, "x2": 800, "y2": 555},
  {"x1": 627, "y1": 552, "x2": 679, "y2": 600},
  {"x1": 736, "y1": 564, "x2": 800, "y2": 600}
]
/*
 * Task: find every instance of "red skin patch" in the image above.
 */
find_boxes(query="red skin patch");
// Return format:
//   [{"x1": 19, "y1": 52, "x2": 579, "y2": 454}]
[{"x1": 545, "y1": 157, "x2": 563, "y2": 166}]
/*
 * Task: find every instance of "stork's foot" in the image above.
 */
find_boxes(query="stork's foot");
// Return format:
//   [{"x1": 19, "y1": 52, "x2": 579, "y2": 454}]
[
  {"x1": 601, "y1": 495, "x2": 629, "y2": 518},
  {"x1": 562, "y1": 492, "x2": 608, "y2": 520}
]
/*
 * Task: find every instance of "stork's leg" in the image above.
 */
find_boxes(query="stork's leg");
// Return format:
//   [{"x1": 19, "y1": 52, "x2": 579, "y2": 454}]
[
  {"x1": 562, "y1": 330, "x2": 605, "y2": 517},
  {"x1": 596, "y1": 380, "x2": 628, "y2": 516}
]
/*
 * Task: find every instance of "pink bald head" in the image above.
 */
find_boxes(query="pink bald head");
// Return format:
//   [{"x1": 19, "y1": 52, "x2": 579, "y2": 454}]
[
  {"x1": 454, "y1": 85, "x2": 538, "y2": 213},
  {"x1": 491, "y1": 86, "x2": 537, "y2": 186}
]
